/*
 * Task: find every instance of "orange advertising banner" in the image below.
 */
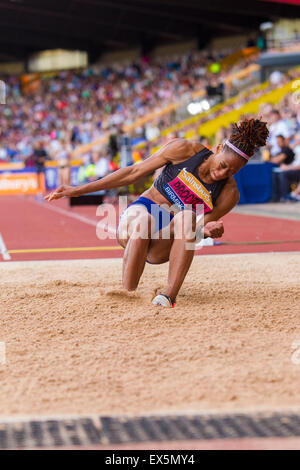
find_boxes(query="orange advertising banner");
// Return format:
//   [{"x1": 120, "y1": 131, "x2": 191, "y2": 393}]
[
  {"x1": 20, "y1": 74, "x2": 41, "y2": 94},
  {"x1": 0, "y1": 172, "x2": 39, "y2": 195}
]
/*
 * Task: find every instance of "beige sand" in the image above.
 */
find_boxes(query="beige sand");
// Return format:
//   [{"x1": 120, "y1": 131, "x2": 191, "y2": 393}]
[{"x1": 0, "y1": 253, "x2": 300, "y2": 418}]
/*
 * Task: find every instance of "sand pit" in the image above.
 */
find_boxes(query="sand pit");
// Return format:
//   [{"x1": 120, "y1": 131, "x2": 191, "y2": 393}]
[{"x1": 0, "y1": 253, "x2": 300, "y2": 418}]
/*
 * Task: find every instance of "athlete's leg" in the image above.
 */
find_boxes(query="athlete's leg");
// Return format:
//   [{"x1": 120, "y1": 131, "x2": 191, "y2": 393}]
[
  {"x1": 164, "y1": 210, "x2": 196, "y2": 301},
  {"x1": 117, "y1": 205, "x2": 196, "y2": 300},
  {"x1": 147, "y1": 210, "x2": 196, "y2": 301},
  {"x1": 117, "y1": 205, "x2": 154, "y2": 291}
]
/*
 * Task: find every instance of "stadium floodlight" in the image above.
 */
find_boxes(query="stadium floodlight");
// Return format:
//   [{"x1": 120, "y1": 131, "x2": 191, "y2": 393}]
[
  {"x1": 200, "y1": 100, "x2": 210, "y2": 111},
  {"x1": 260, "y1": 22, "x2": 274, "y2": 32},
  {"x1": 187, "y1": 102, "x2": 202, "y2": 115},
  {"x1": 187, "y1": 100, "x2": 210, "y2": 115}
]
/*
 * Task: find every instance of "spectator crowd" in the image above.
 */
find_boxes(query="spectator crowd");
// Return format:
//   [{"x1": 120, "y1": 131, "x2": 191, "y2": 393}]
[
  {"x1": 0, "y1": 47, "x2": 259, "y2": 165},
  {"x1": 0, "y1": 43, "x2": 300, "y2": 201}
]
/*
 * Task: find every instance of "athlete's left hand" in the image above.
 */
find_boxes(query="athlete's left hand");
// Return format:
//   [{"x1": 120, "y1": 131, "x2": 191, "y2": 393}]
[{"x1": 204, "y1": 220, "x2": 224, "y2": 239}]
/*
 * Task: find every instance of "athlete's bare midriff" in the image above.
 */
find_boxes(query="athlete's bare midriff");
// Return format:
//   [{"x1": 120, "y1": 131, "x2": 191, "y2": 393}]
[{"x1": 140, "y1": 185, "x2": 176, "y2": 212}]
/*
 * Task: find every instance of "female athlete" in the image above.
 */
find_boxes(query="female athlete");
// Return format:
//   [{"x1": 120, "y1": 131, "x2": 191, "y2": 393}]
[{"x1": 45, "y1": 118, "x2": 269, "y2": 308}]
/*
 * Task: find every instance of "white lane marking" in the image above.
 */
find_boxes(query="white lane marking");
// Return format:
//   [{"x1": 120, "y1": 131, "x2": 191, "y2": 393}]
[
  {"x1": 29, "y1": 197, "x2": 116, "y2": 235},
  {"x1": 0, "y1": 232, "x2": 11, "y2": 260}
]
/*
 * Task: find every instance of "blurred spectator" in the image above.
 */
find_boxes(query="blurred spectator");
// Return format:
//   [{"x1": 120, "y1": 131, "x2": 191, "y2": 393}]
[
  {"x1": 270, "y1": 135, "x2": 295, "y2": 165},
  {"x1": 32, "y1": 141, "x2": 49, "y2": 192},
  {"x1": 119, "y1": 129, "x2": 133, "y2": 168},
  {"x1": 78, "y1": 156, "x2": 96, "y2": 184},
  {"x1": 94, "y1": 151, "x2": 110, "y2": 178},
  {"x1": 277, "y1": 132, "x2": 300, "y2": 201},
  {"x1": 56, "y1": 139, "x2": 71, "y2": 186},
  {"x1": 291, "y1": 132, "x2": 300, "y2": 166},
  {"x1": 205, "y1": 76, "x2": 225, "y2": 104},
  {"x1": 268, "y1": 110, "x2": 292, "y2": 156},
  {"x1": 108, "y1": 131, "x2": 119, "y2": 159},
  {"x1": 273, "y1": 164, "x2": 300, "y2": 202},
  {"x1": 271, "y1": 136, "x2": 300, "y2": 201}
]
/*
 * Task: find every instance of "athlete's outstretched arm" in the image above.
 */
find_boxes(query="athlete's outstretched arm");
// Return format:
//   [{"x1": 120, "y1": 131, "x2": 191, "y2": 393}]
[{"x1": 45, "y1": 139, "x2": 203, "y2": 201}]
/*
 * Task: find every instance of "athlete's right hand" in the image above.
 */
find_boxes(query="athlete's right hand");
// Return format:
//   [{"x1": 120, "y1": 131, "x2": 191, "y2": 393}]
[
  {"x1": 204, "y1": 220, "x2": 224, "y2": 239},
  {"x1": 44, "y1": 185, "x2": 76, "y2": 202}
]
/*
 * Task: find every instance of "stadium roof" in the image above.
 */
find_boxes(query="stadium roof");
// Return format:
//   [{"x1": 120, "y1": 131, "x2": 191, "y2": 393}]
[{"x1": 0, "y1": 0, "x2": 299, "y2": 62}]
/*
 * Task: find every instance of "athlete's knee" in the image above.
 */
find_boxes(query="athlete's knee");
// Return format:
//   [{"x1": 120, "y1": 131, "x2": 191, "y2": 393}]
[{"x1": 146, "y1": 252, "x2": 169, "y2": 265}]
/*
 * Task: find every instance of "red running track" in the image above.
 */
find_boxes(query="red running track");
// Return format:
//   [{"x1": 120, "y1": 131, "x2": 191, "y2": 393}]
[{"x1": 0, "y1": 195, "x2": 300, "y2": 262}]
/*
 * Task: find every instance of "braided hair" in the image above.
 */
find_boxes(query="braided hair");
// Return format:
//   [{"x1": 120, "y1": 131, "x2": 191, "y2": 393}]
[{"x1": 225, "y1": 118, "x2": 269, "y2": 160}]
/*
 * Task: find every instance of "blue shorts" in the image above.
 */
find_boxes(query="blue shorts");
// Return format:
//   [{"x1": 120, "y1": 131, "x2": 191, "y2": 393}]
[
  {"x1": 117, "y1": 197, "x2": 174, "y2": 264},
  {"x1": 125, "y1": 196, "x2": 174, "y2": 233}
]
